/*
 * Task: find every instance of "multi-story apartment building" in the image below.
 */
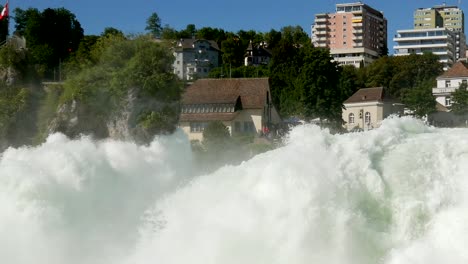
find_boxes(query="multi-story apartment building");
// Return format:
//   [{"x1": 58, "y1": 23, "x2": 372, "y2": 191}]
[
  {"x1": 173, "y1": 38, "x2": 220, "y2": 81},
  {"x1": 394, "y1": 28, "x2": 456, "y2": 70},
  {"x1": 311, "y1": 2, "x2": 387, "y2": 68},
  {"x1": 415, "y1": 5, "x2": 465, "y2": 59},
  {"x1": 396, "y1": 4, "x2": 466, "y2": 62},
  {"x1": 414, "y1": 5, "x2": 464, "y2": 32}
]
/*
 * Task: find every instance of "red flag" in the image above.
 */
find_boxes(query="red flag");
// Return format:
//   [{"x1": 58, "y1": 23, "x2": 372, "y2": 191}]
[{"x1": 0, "y1": 2, "x2": 8, "y2": 20}]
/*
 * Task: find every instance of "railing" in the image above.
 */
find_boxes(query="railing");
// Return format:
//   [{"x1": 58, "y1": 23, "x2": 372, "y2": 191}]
[{"x1": 432, "y1": 86, "x2": 458, "y2": 94}]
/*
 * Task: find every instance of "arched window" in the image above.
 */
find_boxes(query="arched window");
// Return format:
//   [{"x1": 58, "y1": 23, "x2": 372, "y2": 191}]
[
  {"x1": 365, "y1": 112, "x2": 371, "y2": 124},
  {"x1": 348, "y1": 113, "x2": 355, "y2": 124}
]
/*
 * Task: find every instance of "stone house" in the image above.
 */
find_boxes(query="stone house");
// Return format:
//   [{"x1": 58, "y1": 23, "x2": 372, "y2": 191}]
[
  {"x1": 179, "y1": 78, "x2": 281, "y2": 141},
  {"x1": 342, "y1": 87, "x2": 404, "y2": 131},
  {"x1": 173, "y1": 38, "x2": 220, "y2": 81}
]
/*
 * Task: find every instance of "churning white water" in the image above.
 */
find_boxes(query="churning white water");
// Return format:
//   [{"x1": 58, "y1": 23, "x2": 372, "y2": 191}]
[{"x1": 1, "y1": 117, "x2": 468, "y2": 264}]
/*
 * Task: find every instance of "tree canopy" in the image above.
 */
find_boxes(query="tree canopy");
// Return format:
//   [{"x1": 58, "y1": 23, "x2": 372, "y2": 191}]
[{"x1": 13, "y1": 7, "x2": 84, "y2": 79}]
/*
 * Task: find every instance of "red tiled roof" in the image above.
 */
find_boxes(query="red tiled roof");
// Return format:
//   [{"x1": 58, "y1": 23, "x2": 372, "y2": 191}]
[
  {"x1": 439, "y1": 61, "x2": 468, "y2": 78},
  {"x1": 344, "y1": 87, "x2": 387, "y2": 104},
  {"x1": 182, "y1": 78, "x2": 269, "y2": 109},
  {"x1": 180, "y1": 112, "x2": 239, "y2": 122}
]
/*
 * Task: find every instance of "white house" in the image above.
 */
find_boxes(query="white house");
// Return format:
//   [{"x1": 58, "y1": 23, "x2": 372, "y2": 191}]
[
  {"x1": 430, "y1": 60, "x2": 468, "y2": 126},
  {"x1": 173, "y1": 39, "x2": 220, "y2": 81},
  {"x1": 179, "y1": 78, "x2": 281, "y2": 142},
  {"x1": 342, "y1": 87, "x2": 404, "y2": 131},
  {"x1": 433, "y1": 61, "x2": 468, "y2": 107}
]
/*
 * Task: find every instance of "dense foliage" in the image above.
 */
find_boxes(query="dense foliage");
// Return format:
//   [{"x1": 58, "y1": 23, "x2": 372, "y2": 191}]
[
  {"x1": 60, "y1": 35, "x2": 181, "y2": 137},
  {"x1": 451, "y1": 82, "x2": 468, "y2": 115},
  {"x1": 361, "y1": 53, "x2": 442, "y2": 117},
  {"x1": 13, "y1": 7, "x2": 84, "y2": 79}
]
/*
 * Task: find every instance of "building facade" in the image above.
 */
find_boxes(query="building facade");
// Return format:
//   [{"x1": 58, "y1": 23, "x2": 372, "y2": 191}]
[
  {"x1": 342, "y1": 87, "x2": 403, "y2": 131},
  {"x1": 173, "y1": 39, "x2": 220, "y2": 81},
  {"x1": 311, "y1": 2, "x2": 387, "y2": 68},
  {"x1": 244, "y1": 41, "x2": 272, "y2": 66},
  {"x1": 433, "y1": 61, "x2": 468, "y2": 107},
  {"x1": 429, "y1": 61, "x2": 468, "y2": 126},
  {"x1": 393, "y1": 28, "x2": 456, "y2": 70},
  {"x1": 413, "y1": 4, "x2": 466, "y2": 60},
  {"x1": 179, "y1": 78, "x2": 281, "y2": 141}
]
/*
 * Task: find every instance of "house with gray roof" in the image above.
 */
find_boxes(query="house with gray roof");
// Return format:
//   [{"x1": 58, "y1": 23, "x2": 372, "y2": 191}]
[
  {"x1": 342, "y1": 87, "x2": 404, "y2": 131},
  {"x1": 179, "y1": 78, "x2": 281, "y2": 141},
  {"x1": 244, "y1": 41, "x2": 272, "y2": 66},
  {"x1": 173, "y1": 38, "x2": 221, "y2": 81}
]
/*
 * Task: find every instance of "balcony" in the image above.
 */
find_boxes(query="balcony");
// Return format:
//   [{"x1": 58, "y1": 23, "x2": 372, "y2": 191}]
[
  {"x1": 432, "y1": 86, "x2": 458, "y2": 94},
  {"x1": 315, "y1": 18, "x2": 328, "y2": 23},
  {"x1": 353, "y1": 29, "x2": 363, "y2": 34},
  {"x1": 352, "y1": 36, "x2": 363, "y2": 40},
  {"x1": 353, "y1": 23, "x2": 363, "y2": 28},
  {"x1": 314, "y1": 24, "x2": 328, "y2": 29}
]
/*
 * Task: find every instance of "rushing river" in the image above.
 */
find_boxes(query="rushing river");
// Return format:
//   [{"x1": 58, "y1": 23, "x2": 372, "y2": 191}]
[{"x1": 1, "y1": 117, "x2": 468, "y2": 264}]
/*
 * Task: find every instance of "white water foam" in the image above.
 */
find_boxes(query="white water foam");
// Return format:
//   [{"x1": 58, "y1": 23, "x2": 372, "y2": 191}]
[{"x1": 2, "y1": 117, "x2": 468, "y2": 264}]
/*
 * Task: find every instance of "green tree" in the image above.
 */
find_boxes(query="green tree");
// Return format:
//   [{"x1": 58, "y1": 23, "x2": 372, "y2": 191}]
[
  {"x1": 299, "y1": 45, "x2": 341, "y2": 123},
  {"x1": 451, "y1": 82, "x2": 468, "y2": 115},
  {"x1": 161, "y1": 24, "x2": 178, "y2": 40},
  {"x1": 14, "y1": 7, "x2": 84, "y2": 79},
  {"x1": 145, "y1": 12, "x2": 162, "y2": 38},
  {"x1": 61, "y1": 35, "x2": 182, "y2": 136},
  {"x1": 202, "y1": 121, "x2": 231, "y2": 152},
  {"x1": 401, "y1": 80, "x2": 436, "y2": 118},
  {"x1": 221, "y1": 34, "x2": 244, "y2": 67},
  {"x1": 101, "y1": 27, "x2": 124, "y2": 38}
]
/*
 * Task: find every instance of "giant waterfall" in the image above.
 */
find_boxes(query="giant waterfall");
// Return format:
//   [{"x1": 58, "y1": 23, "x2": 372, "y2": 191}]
[{"x1": 1, "y1": 117, "x2": 468, "y2": 264}]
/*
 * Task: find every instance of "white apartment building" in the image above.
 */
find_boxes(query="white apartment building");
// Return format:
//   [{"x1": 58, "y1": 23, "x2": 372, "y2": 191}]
[
  {"x1": 311, "y1": 2, "x2": 387, "y2": 68},
  {"x1": 173, "y1": 39, "x2": 220, "y2": 81},
  {"x1": 393, "y1": 28, "x2": 456, "y2": 70}
]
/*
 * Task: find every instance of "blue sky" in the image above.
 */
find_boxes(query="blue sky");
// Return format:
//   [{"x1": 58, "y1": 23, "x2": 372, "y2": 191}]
[{"x1": 7, "y1": 0, "x2": 468, "y2": 53}]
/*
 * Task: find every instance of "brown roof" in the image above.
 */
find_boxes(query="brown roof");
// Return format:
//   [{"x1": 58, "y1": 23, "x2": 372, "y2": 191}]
[
  {"x1": 344, "y1": 87, "x2": 389, "y2": 104},
  {"x1": 436, "y1": 102, "x2": 449, "y2": 112},
  {"x1": 439, "y1": 61, "x2": 468, "y2": 79},
  {"x1": 180, "y1": 112, "x2": 239, "y2": 122},
  {"x1": 182, "y1": 78, "x2": 269, "y2": 109},
  {"x1": 176, "y1": 38, "x2": 220, "y2": 51}
]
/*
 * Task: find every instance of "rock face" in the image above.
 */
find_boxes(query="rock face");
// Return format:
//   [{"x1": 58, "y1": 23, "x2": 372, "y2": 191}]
[{"x1": 48, "y1": 87, "x2": 179, "y2": 144}]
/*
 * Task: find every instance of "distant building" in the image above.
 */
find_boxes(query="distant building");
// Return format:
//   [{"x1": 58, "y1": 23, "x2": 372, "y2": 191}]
[
  {"x1": 393, "y1": 28, "x2": 456, "y2": 70},
  {"x1": 179, "y1": 78, "x2": 281, "y2": 141},
  {"x1": 342, "y1": 87, "x2": 403, "y2": 131},
  {"x1": 433, "y1": 60, "x2": 468, "y2": 107},
  {"x1": 244, "y1": 40, "x2": 272, "y2": 66},
  {"x1": 173, "y1": 39, "x2": 220, "y2": 81},
  {"x1": 430, "y1": 61, "x2": 468, "y2": 126},
  {"x1": 395, "y1": 4, "x2": 466, "y2": 65},
  {"x1": 311, "y1": 2, "x2": 387, "y2": 68}
]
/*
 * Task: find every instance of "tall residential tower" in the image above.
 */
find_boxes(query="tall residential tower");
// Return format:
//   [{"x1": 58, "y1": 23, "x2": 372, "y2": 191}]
[
  {"x1": 311, "y1": 2, "x2": 387, "y2": 68},
  {"x1": 394, "y1": 4, "x2": 466, "y2": 68}
]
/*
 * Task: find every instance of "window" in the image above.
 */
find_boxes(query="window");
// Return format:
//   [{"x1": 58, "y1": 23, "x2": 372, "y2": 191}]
[
  {"x1": 446, "y1": 80, "x2": 451, "y2": 87},
  {"x1": 190, "y1": 122, "x2": 207, "y2": 133},
  {"x1": 243, "y1": 121, "x2": 255, "y2": 133},
  {"x1": 445, "y1": 97, "x2": 452, "y2": 106},
  {"x1": 365, "y1": 112, "x2": 371, "y2": 124},
  {"x1": 348, "y1": 113, "x2": 355, "y2": 124},
  {"x1": 234, "y1": 121, "x2": 241, "y2": 132}
]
